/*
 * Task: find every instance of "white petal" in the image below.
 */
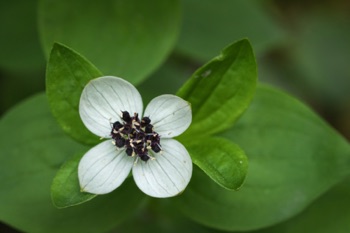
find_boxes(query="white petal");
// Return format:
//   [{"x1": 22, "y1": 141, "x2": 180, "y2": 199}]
[
  {"x1": 78, "y1": 140, "x2": 134, "y2": 194},
  {"x1": 132, "y1": 138, "x2": 192, "y2": 198},
  {"x1": 143, "y1": 95, "x2": 191, "y2": 138},
  {"x1": 79, "y1": 76, "x2": 143, "y2": 138}
]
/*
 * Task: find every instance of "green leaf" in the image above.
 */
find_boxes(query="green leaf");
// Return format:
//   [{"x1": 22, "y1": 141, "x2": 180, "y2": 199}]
[
  {"x1": 256, "y1": 176, "x2": 350, "y2": 233},
  {"x1": 0, "y1": 0, "x2": 46, "y2": 114},
  {"x1": 137, "y1": 58, "x2": 193, "y2": 104},
  {"x1": 0, "y1": 0, "x2": 45, "y2": 72},
  {"x1": 51, "y1": 152, "x2": 96, "y2": 208},
  {"x1": 177, "y1": 39, "x2": 257, "y2": 136},
  {"x1": 0, "y1": 93, "x2": 145, "y2": 233},
  {"x1": 176, "y1": 85, "x2": 350, "y2": 231},
  {"x1": 46, "y1": 43, "x2": 102, "y2": 145},
  {"x1": 291, "y1": 11, "x2": 350, "y2": 106},
  {"x1": 186, "y1": 137, "x2": 248, "y2": 190},
  {"x1": 39, "y1": 0, "x2": 181, "y2": 84},
  {"x1": 176, "y1": 0, "x2": 285, "y2": 61},
  {"x1": 113, "y1": 199, "x2": 225, "y2": 233}
]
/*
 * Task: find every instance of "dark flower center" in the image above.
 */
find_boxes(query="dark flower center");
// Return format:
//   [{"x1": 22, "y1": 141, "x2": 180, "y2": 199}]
[{"x1": 111, "y1": 111, "x2": 161, "y2": 162}]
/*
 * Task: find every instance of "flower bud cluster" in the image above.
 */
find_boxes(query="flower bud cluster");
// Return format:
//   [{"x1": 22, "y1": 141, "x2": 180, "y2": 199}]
[{"x1": 111, "y1": 111, "x2": 161, "y2": 161}]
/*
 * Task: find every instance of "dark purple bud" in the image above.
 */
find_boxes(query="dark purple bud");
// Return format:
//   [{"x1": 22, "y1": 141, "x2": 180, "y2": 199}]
[
  {"x1": 140, "y1": 154, "x2": 150, "y2": 161},
  {"x1": 122, "y1": 124, "x2": 132, "y2": 134},
  {"x1": 113, "y1": 121, "x2": 123, "y2": 130},
  {"x1": 115, "y1": 135, "x2": 126, "y2": 148},
  {"x1": 126, "y1": 147, "x2": 133, "y2": 156},
  {"x1": 151, "y1": 143, "x2": 161, "y2": 153},
  {"x1": 121, "y1": 111, "x2": 131, "y2": 123},
  {"x1": 145, "y1": 124, "x2": 153, "y2": 133},
  {"x1": 141, "y1": 117, "x2": 151, "y2": 127}
]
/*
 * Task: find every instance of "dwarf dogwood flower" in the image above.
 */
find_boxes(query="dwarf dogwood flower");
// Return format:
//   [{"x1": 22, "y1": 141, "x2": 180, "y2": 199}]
[{"x1": 78, "y1": 76, "x2": 192, "y2": 198}]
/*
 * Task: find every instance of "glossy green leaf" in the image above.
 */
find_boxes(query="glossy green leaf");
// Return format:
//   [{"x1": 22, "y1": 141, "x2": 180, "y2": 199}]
[
  {"x1": 51, "y1": 152, "x2": 96, "y2": 208},
  {"x1": 0, "y1": 93, "x2": 145, "y2": 233},
  {"x1": 255, "y1": 177, "x2": 350, "y2": 233},
  {"x1": 39, "y1": 0, "x2": 181, "y2": 84},
  {"x1": 146, "y1": 53, "x2": 251, "y2": 190},
  {"x1": 186, "y1": 137, "x2": 248, "y2": 190},
  {"x1": 176, "y1": 0, "x2": 285, "y2": 61},
  {"x1": 177, "y1": 39, "x2": 257, "y2": 136},
  {"x1": 46, "y1": 43, "x2": 102, "y2": 145},
  {"x1": 176, "y1": 85, "x2": 350, "y2": 231}
]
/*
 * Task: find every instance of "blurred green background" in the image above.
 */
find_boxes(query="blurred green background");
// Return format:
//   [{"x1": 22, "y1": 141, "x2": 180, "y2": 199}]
[{"x1": 1, "y1": 0, "x2": 349, "y2": 232}]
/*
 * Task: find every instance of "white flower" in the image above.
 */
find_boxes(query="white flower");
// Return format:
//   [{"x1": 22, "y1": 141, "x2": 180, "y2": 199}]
[{"x1": 78, "y1": 76, "x2": 192, "y2": 198}]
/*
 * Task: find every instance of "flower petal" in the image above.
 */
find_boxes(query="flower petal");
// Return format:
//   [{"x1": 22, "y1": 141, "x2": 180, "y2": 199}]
[
  {"x1": 132, "y1": 138, "x2": 192, "y2": 198},
  {"x1": 143, "y1": 94, "x2": 191, "y2": 138},
  {"x1": 78, "y1": 140, "x2": 134, "y2": 194},
  {"x1": 79, "y1": 76, "x2": 143, "y2": 138}
]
